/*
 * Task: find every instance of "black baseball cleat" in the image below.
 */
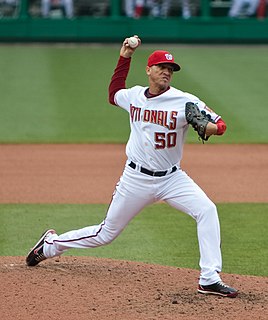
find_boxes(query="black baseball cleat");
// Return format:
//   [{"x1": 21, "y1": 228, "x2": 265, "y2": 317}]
[
  {"x1": 198, "y1": 281, "x2": 238, "y2": 298},
  {"x1": 26, "y1": 229, "x2": 56, "y2": 266}
]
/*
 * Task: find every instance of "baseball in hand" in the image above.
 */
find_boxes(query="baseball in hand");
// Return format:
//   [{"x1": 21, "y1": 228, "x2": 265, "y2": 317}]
[{"x1": 128, "y1": 37, "x2": 139, "y2": 48}]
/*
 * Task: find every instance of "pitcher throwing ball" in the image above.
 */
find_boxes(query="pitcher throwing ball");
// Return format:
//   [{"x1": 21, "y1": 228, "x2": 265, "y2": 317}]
[{"x1": 26, "y1": 36, "x2": 238, "y2": 298}]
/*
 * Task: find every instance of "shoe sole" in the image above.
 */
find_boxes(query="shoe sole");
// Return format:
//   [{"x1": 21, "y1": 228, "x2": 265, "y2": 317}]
[
  {"x1": 26, "y1": 229, "x2": 56, "y2": 266},
  {"x1": 198, "y1": 288, "x2": 238, "y2": 298}
]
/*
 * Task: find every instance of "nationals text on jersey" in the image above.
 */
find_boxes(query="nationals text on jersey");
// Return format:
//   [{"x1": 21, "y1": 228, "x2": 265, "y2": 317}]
[{"x1": 130, "y1": 104, "x2": 178, "y2": 130}]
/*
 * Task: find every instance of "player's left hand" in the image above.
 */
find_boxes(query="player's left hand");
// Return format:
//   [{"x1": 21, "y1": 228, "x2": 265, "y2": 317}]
[{"x1": 185, "y1": 102, "x2": 216, "y2": 142}]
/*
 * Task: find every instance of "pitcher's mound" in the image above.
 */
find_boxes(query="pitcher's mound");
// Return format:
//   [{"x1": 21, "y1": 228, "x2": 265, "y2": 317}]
[{"x1": 0, "y1": 256, "x2": 267, "y2": 320}]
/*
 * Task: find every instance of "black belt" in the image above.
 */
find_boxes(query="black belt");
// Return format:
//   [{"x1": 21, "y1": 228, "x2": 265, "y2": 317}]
[{"x1": 128, "y1": 161, "x2": 177, "y2": 177}]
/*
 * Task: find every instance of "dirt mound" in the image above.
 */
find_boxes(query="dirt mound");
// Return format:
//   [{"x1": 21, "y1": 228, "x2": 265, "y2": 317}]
[{"x1": 1, "y1": 256, "x2": 267, "y2": 320}]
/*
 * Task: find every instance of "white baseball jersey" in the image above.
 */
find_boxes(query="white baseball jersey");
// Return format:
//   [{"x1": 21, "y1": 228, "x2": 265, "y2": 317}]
[{"x1": 115, "y1": 85, "x2": 220, "y2": 170}]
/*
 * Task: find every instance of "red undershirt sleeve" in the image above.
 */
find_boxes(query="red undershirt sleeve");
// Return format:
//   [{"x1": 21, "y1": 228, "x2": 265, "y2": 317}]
[
  {"x1": 108, "y1": 56, "x2": 131, "y2": 105},
  {"x1": 216, "y1": 118, "x2": 227, "y2": 135}
]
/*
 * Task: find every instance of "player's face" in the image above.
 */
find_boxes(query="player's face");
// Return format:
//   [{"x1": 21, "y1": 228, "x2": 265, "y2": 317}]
[{"x1": 147, "y1": 63, "x2": 174, "y2": 93}]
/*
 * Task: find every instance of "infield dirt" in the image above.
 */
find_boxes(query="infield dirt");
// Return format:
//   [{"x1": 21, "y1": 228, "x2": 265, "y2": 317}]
[{"x1": 0, "y1": 144, "x2": 267, "y2": 320}]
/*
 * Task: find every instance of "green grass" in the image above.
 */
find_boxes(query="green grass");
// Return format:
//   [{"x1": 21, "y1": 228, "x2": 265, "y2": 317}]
[
  {"x1": 0, "y1": 44, "x2": 267, "y2": 278},
  {"x1": 0, "y1": 44, "x2": 268, "y2": 143},
  {"x1": 0, "y1": 203, "x2": 267, "y2": 277}
]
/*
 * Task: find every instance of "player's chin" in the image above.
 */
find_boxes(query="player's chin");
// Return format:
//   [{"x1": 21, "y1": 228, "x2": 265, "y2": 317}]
[{"x1": 159, "y1": 81, "x2": 170, "y2": 91}]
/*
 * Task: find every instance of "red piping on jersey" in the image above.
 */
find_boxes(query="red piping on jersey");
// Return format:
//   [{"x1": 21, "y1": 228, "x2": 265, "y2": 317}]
[
  {"x1": 216, "y1": 118, "x2": 227, "y2": 135},
  {"x1": 109, "y1": 56, "x2": 131, "y2": 105}
]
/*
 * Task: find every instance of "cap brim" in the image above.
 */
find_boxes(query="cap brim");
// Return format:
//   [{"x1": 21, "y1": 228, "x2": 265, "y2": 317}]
[
  {"x1": 171, "y1": 63, "x2": 181, "y2": 72},
  {"x1": 153, "y1": 61, "x2": 181, "y2": 72}
]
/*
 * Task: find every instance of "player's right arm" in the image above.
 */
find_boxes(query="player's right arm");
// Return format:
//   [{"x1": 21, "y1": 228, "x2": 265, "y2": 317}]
[
  {"x1": 119, "y1": 36, "x2": 141, "y2": 59},
  {"x1": 108, "y1": 36, "x2": 141, "y2": 105},
  {"x1": 108, "y1": 57, "x2": 131, "y2": 105}
]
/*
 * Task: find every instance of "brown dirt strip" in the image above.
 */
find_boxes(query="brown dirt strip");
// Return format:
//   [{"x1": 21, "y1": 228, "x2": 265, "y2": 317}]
[{"x1": 0, "y1": 144, "x2": 267, "y2": 203}]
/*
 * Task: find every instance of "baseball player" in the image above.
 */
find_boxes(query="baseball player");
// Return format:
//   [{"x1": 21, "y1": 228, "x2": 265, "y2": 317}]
[{"x1": 26, "y1": 36, "x2": 238, "y2": 298}]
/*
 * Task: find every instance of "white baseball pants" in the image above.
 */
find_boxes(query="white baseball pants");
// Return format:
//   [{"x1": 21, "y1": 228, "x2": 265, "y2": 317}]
[{"x1": 44, "y1": 162, "x2": 222, "y2": 285}]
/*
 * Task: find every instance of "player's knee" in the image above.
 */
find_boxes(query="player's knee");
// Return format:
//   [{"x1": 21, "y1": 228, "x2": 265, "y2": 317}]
[
  {"x1": 208, "y1": 202, "x2": 217, "y2": 214},
  {"x1": 197, "y1": 201, "x2": 218, "y2": 222},
  {"x1": 205, "y1": 201, "x2": 217, "y2": 214},
  {"x1": 102, "y1": 234, "x2": 115, "y2": 245},
  {"x1": 100, "y1": 227, "x2": 120, "y2": 245}
]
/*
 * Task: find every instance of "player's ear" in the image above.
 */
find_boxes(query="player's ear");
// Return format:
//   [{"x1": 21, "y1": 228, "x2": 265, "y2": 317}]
[{"x1": 146, "y1": 66, "x2": 151, "y2": 75}]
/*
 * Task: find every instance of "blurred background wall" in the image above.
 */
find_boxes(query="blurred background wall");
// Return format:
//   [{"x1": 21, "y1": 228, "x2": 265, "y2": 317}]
[{"x1": 0, "y1": 0, "x2": 267, "y2": 43}]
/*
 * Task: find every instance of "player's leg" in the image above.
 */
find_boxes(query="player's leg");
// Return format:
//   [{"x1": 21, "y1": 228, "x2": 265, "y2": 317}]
[
  {"x1": 161, "y1": 170, "x2": 238, "y2": 296},
  {"x1": 159, "y1": 170, "x2": 222, "y2": 285},
  {"x1": 43, "y1": 165, "x2": 154, "y2": 259}
]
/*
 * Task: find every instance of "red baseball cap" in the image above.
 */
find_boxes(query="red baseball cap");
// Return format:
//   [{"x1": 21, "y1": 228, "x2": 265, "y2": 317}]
[{"x1": 147, "y1": 50, "x2": 181, "y2": 71}]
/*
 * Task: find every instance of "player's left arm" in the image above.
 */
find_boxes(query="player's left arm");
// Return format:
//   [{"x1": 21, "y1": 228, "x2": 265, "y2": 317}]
[
  {"x1": 206, "y1": 118, "x2": 227, "y2": 137},
  {"x1": 199, "y1": 103, "x2": 227, "y2": 138},
  {"x1": 185, "y1": 99, "x2": 226, "y2": 141}
]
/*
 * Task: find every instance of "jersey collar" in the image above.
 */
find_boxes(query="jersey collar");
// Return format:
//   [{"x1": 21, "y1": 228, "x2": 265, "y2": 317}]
[{"x1": 144, "y1": 86, "x2": 170, "y2": 98}]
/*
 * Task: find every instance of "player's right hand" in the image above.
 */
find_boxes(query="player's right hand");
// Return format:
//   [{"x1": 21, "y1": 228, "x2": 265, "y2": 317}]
[{"x1": 120, "y1": 35, "x2": 141, "y2": 59}]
